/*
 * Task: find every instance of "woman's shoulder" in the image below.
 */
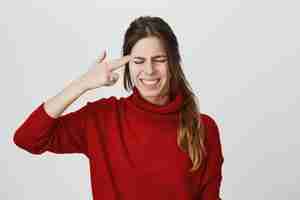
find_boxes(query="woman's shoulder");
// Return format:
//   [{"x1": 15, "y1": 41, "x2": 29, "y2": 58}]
[
  {"x1": 85, "y1": 95, "x2": 127, "y2": 113},
  {"x1": 200, "y1": 112, "x2": 224, "y2": 165},
  {"x1": 88, "y1": 96, "x2": 118, "y2": 105},
  {"x1": 199, "y1": 113, "x2": 219, "y2": 129},
  {"x1": 199, "y1": 112, "x2": 223, "y2": 148}
]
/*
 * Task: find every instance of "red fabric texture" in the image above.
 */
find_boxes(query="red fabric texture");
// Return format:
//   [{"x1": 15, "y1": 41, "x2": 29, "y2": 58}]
[{"x1": 13, "y1": 86, "x2": 224, "y2": 200}]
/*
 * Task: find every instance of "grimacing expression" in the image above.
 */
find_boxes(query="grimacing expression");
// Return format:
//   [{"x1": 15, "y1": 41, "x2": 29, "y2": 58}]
[{"x1": 129, "y1": 36, "x2": 171, "y2": 103}]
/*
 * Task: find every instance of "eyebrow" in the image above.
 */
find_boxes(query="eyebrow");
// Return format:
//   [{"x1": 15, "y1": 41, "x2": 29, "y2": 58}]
[{"x1": 133, "y1": 55, "x2": 167, "y2": 60}]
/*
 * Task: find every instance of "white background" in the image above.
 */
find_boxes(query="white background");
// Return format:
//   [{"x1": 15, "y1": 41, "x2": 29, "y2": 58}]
[{"x1": 1, "y1": 0, "x2": 299, "y2": 199}]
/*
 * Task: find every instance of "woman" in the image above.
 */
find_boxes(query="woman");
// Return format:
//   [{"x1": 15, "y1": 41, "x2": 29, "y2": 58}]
[{"x1": 13, "y1": 16, "x2": 224, "y2": 200}]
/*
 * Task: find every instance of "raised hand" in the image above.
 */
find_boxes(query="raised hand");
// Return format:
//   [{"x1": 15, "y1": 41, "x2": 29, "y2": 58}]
[{"x1": 80, "y1": 50, "x2": 132, "y2": 90}]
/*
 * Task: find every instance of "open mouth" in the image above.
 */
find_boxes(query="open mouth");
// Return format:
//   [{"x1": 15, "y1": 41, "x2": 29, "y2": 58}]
[{"x1": 140, "y1": 79, "x2": 160, "y2": 88}]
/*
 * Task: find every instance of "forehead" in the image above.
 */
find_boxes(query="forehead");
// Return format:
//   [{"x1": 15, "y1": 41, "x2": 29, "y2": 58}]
[{"x1": 131, "y1": 36, "x2": 166, "y2": 56}]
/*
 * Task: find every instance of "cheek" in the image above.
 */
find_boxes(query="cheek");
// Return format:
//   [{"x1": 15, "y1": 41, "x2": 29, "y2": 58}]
[
  {"x1": 129, "y1": 65, "x2": 141, "y2": 81},
  {"x1": 159, "y1": 65, "x2": 169, "y2": 79}
]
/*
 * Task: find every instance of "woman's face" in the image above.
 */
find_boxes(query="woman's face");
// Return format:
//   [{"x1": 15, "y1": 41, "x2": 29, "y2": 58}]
[{"x1": 129, "y1": 36, "x2": 171, "y2": 105}]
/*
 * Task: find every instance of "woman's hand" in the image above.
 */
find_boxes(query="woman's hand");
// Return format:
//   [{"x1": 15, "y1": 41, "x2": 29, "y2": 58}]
[{"x1": 80, "y1": 50, "x2": 132, "y2": 91}]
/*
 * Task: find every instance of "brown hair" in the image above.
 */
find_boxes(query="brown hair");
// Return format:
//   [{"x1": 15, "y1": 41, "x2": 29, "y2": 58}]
[{"x1": 121, "y1": 15, "x2": 207, "y2": 172}]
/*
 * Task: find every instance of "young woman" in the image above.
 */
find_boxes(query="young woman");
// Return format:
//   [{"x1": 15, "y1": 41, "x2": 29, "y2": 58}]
[{"x1": 13, "y1": 15, "x2": 224, "y2": 200}]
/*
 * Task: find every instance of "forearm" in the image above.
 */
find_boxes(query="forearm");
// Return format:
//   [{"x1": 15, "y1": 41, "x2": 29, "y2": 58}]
[{"x1": 44, "y1": 77, "x2": 88, "y2": 118}]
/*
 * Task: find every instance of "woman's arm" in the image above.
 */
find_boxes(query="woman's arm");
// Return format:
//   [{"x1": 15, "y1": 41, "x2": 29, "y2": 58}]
[
  {"x1": 13, "y1": 52, "x2": 131, "y2": 157},
  {"x1": 13, "y1": 77, "x2": 91, "y2": 156},
  {"x1": 199, "y1": 114, "x2": 224, "y2": 200},
  {"x1": 43, "y1": 76, "x2": 88, "y2": 118}
]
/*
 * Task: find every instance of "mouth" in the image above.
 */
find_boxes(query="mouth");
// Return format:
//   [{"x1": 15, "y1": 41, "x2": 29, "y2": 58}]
[{"x1": 139, "y1": 78, "x2": 161, "y2": 88}]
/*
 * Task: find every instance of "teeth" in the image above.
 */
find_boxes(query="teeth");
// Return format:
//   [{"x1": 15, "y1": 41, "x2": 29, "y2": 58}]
[{"x1": 141, "y1": 79, "x2": 159, "y2": 85}]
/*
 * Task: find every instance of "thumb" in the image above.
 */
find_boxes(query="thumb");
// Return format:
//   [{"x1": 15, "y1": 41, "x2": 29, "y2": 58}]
[
  {"x1": 96, "y1": 50, "x2": 107, "y2": 63},
  {"x1": 110, "y1": 73, "x2": 119, "y2": 82}
]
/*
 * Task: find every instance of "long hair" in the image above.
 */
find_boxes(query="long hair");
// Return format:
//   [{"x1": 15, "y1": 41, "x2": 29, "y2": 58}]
[{"x1": 121, "y1": 16, "x2": 207, "y2": 172}]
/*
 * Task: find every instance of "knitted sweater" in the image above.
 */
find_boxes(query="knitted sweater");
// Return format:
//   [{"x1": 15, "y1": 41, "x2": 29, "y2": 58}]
[{"x1": 13, "y1": 86, "x2": 224, "y2": 200}]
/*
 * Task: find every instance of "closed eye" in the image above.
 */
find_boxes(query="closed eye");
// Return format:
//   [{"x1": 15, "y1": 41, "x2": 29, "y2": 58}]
[
  {"x1": 134, "y1": 59, "x2": 167, "y2": 64},
  {"x1": 134, "y1": 61, "x2": 144, "y2": 64}
]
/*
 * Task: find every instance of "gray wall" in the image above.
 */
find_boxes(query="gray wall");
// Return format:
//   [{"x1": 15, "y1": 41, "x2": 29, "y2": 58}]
[{"x1": 1, "y1": 0, "x2": 299, "y2": 199}]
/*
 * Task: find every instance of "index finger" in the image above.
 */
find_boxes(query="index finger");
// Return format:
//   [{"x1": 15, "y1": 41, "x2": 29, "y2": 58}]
[{"x1": 107, "y1": 55, "x2": 132, "y2": 71}]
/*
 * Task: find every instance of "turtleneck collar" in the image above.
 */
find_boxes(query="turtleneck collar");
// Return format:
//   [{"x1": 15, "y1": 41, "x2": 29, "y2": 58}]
[{"x1": 127, "y1": 86, "x2": 184, "y2": 114}]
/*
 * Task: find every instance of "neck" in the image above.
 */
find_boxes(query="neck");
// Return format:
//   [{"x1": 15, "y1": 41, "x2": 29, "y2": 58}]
[{"x1": 129, "y1": 86, "x2": 183, "y2": 114}]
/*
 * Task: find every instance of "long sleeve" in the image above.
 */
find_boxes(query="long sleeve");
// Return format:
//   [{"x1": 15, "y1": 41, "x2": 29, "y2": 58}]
[
  {"x1": 13, "y1": 101, "x2": 91, "y2": 157},
  {"x1": 199, "y1": 114, "x2": 224, "y2": 200}
]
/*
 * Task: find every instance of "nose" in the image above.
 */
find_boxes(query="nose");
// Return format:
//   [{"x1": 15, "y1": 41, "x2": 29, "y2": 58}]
[{"x1": 144, "y1": 61, "x2": 154, "y2": 75}]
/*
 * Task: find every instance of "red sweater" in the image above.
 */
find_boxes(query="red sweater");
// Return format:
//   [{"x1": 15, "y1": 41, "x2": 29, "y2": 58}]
[{"x1": 13, "y1": 86, "x2": 224, "y2": 200}]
